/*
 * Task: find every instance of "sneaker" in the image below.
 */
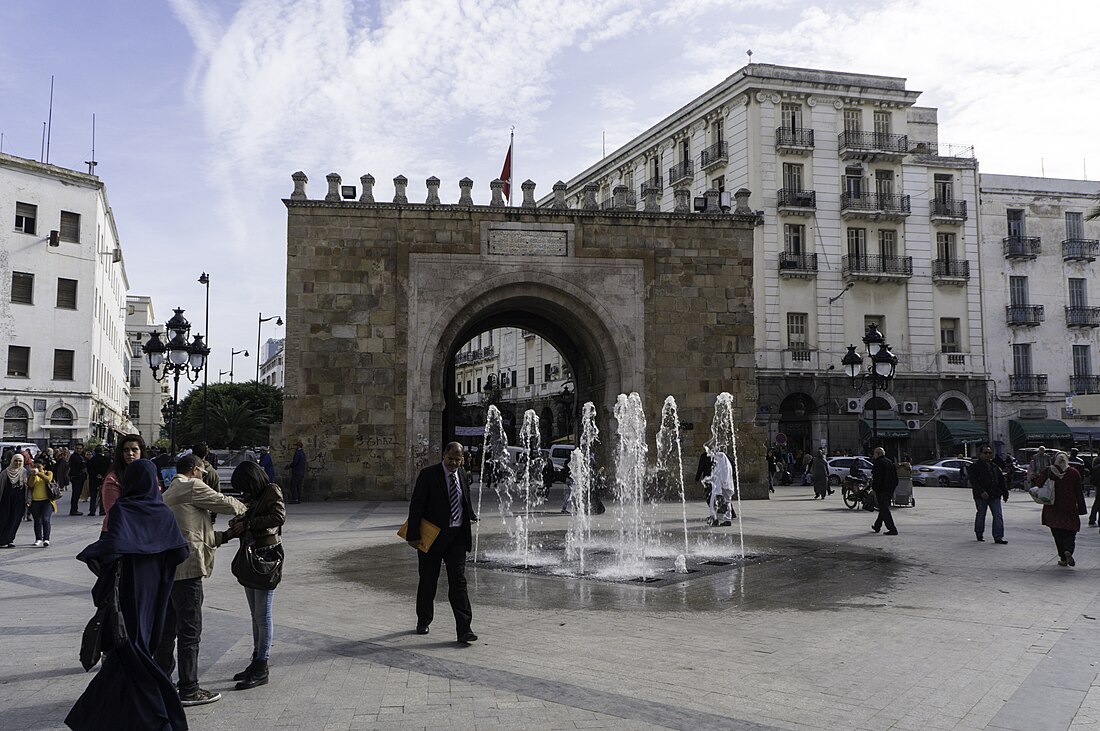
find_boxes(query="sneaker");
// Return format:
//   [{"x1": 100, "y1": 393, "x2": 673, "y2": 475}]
[
  {"x1": 1065, "y1": 553, "x2": 1076, "y2": 567},
  {"x1": 719, "y1": 520, "x2": 733, "y2": 527},
  {"x1": 179, "y1": 688, "x2": 221, "y2": 706},
  {"x1": 43, "y1": 540, "x2": 50, "y2": 547},
  {"x1": 34, "y1": 540, "x2": 43, "y2": 547}
]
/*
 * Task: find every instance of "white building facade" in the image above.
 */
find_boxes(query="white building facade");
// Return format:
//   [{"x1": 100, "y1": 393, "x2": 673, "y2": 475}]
[
  {"x1": 545, "y1": 64, "x2": 990, "y2": 459},
  {"x1": 0, "y1": 152, "x2": 133, "y2": 448},
  {"x1": 125, "y1": 295, "x2": 170, "y2": 445},
  {"x1": 979, "y1": 174, "x2": 1100, "y2": 453},
  {"x1": 258, "y1": 337, "x2": 285, "y2": 389}
]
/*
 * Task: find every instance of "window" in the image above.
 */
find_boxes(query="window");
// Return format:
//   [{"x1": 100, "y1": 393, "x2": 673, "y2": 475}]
[
  {"x1": 50, "y1": 407, "x2": 74, "y2": 426},
  {"x1": 511, "y1": 370, "x2": 517, "y2": 388},
  {"x1": 934, "y1": 174, "x2": 953, "y2": 202},
  {"x1": 1007, "y1": 209, "x2": 1025, "y2": 237},
  {"x1": 713, "y1": 117, "x2": 724, "y2": 143},
  {"x1": 7, "y1": 346, "x2": 30, "y2": 377},
  {"x1": 476, "y1": 334, "x2": 482, "y2": 349},
  {"x1": 786, "y1": 313, "x2": 808, "y2": 348},
  {"x1": 1069, "y1": 278, "x2": 1088, "y2": 307},
  {"x1": 780, "y1": 103, "x2": 802, "y2": 130},
  {"x1": 844, "y1": 166, "x2": 863, "y2": 197},
  {"x1": 487, "y1": 330, "x2": 493, "y2": 348},
  {"x1": 843, "y1": 109, "x2": 861, "y2": 133},
  {"x1": 1009, "y1": 276, "x2": 1029, "y2": 306},
  {"x1": 466, "y1": 379, "x2": 471, "y2": 394},
  {"x1": 712, "y1": 175, "x2": 725, "y2": 193},
  {"x1": 56, "y1": 278, "x2": 78, "y2": 309},
  {"x1": 3, "y1": 406, "x2": 29, "y2": 439},
  {"x1": 681, "y1": 137, "x2": 690, "y2": 162},
  {"x1": 10, "y1": 272, "x2": 34, "y2": 304},
  {"x1": 14, "y1": 202, "x2": 36, "y2": 234},
  {"x1": 847, "y1": 228, "x2": 867, "y2": 258},
  {"x1": 782, "y1": 163, "x2": 803, "y2": 191},
  {"x1": 53, "y1": 349, "x2": 75, "y2": 380},
  {"x1": 879, "y1": 230, "x2": 897, "y2": 258},
  {"x1": 936, "y1": 232, "x2": 957, "y2": 260},
  {"x1": 544, "y1": 364, "x2": 552, "y2": 382},
  {"x1": 940, "y1": 319, "x2": 960, "y2": 353},
  {"x1": 1012, "y1": 343, "x2": 1032, "y2": 376},
  {"x1": 873, "y1": 110, "x2": 891, "y2": 135},
  {"x1": 528, "y1": 367, "x2": 535, "y2": 385},
  {"x1": 129, "y1": 401, "x2": 140, "y2": 420},
  {"x1": 476, "y1": 377, "x2": 482, "y2": 392},
  {"x1": 875, "y1": 169, "x2": 894, "y2": 197},
  {"x1": 1073, "y1": 345, "x2": 1091, "y2": 377},
  {"x1": 1067, "y1": 211, "x2": 1084, "y2": 240},
  {"x1": 59, "y1": 211, "x2": 80, "y2": 243},
  {"x1": 130, "y1": 368, "x2": 141, "y2": 387},
  {"x1": 784, "y1": 224, "x2": 805, "y2": 255}
]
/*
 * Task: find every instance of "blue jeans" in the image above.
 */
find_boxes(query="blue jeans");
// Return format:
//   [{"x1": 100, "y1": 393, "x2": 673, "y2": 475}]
[
  {"x1": 30, "y1": 500, "x2": 52, "y2": 541},
  {"x1": 245, "y1": 587, "x2": 275, "y2": 661},
  {"x1": 974, "y1": 496, "x2": 1004, "y2": 540}
]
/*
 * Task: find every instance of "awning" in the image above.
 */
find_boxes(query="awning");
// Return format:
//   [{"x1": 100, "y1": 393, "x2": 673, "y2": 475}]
[
  {"x1": 859, "y1": 418, "x2": 910, "y2": 440},
  {"x1": 1009, "y1": 419, "x2": 1072, "y2": 448},
  {"x1": 1071, "y1": 426, "x2": 1100, "y2": 442},
  {"x1": 936, "y1": 420, "x2": 988, "y2": 446}
]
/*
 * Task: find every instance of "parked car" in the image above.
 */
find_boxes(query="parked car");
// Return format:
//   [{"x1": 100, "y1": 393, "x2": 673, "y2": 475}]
[
  {"x1": 825, "y1": 456, "x2": 873, "y2": 487},
  {"x1": 548, "y1": 444, "x2": 576, "y2": 477},
  {"x1": 0, "y1": 442, "x2": 41, "y2": 460},
  {"x1": 913, "y1": 458, "x2": 972, "y2": 487},
  {"x1": 209, "y1": 448, "x2": 258, "y2": 496}
]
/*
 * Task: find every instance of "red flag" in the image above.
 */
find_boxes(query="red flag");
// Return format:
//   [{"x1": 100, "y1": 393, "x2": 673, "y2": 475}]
[{"x1": 499, "y1": 141, "x2": 512, "y2": 201}]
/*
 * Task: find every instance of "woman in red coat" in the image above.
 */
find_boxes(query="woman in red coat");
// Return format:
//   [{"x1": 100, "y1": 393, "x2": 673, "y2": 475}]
[{"x1": 1034, "y1": 452, "x2": 1087, "y2": 566}]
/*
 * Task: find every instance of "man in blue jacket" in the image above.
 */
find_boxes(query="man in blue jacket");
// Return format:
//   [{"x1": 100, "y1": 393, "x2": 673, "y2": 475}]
[
  {"x1": 969, "y1": 444, "x2": 1009, "y2": 544},
  {"x1": 286, "y1": 441, "x2": 306, "y2": 503}
]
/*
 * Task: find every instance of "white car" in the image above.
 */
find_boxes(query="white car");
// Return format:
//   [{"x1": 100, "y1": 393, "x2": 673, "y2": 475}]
[
  {"x1": 825, "y1": 456, "x2": 873, "y2": 486},
  {"x1": 0, "y1": 442, "x2": 41, "y2": 460},
  {"x1": 913, "y1": 458, "x2": 972, "y2": 487},
  {"x1": 548, "y1": 444, "x2": 576, "y2": 476}
]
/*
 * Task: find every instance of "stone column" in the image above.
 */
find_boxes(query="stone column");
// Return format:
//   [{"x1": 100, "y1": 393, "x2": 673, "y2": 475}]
[
  {"x1": 490, "y1": 179, "x2": 505, "y2": 207},
  {"x1": 521, "y1": 179, "x2": 536, "y2": 208},
  {"x1": 359, "y1": 174, "x2": 375, "y2": 203},
  {"x1": 642, "y1": 184, "x2": 660, "y2": 212},
  {"x1": 673, "y1": 187, "x2": 691, "y2": 213},
  {"x1": 733, "y1": 188, "x2": 753, "y2": 215},
  {"x1": 551, "y1": 181, "x2": 569, "y2": 210},
  {"x1": 425, "y1": 176, "x2": 441, "y2": 205},
  {"x1": 582, "y1": 183, "x2": 599, "y2": 210},
  {"x1": 704, "y1": 188, "x2": 721, "y2": 213},
  {"x1": 291, "y1": 171, "x2": 308, "y2": 200},
  {"x1": 325, "y1": 172, "x2": 342, "y2": 202},
  {"x1": 393, "y1": 175, "x2": 408, "y2": 204},
  {"x1": 613, "y1": 185, "x2": 629, "y2": 210},
  {"x1": 458, "y1": 178, "x2": 474, "y2": 206}
]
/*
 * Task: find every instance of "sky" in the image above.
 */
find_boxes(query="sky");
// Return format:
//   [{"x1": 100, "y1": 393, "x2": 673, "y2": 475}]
[{"x1": 2, "y1": 0, "x2": 1099, "y2": 395}]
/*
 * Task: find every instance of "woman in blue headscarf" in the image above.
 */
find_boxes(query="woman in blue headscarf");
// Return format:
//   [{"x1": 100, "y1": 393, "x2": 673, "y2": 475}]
[{"x1": 66, "y1": 459, "x2": 190, "y2": 731}]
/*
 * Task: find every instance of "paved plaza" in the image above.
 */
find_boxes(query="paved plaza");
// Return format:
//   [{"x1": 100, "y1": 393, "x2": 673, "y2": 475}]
[{"x1": 2, "y1": 483, "x2": 1100, "y2": 731}]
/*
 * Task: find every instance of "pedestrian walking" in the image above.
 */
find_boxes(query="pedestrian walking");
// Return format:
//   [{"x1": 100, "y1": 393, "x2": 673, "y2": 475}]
[
  {"x1": 811, "y1": 448, "x2": 830, "y2": 499},
  {"x1": 869, "y1": 447, "x2": 899, "y2": 535},
  {"x1": 1087, "y1": 455, "x2": 1100, "y2": 527},
  {"x1": 705, "y1": 442, "x2": 736, "y2": 526},
  {"x1": 258, "y1": 446, "x2": 276, "y2": 484},
  {"x1": 86, "y1": 447, "x2": 111, "y2": 517},
  {"x1": 1027, "y1": 446, "x2": 1051, "y2": 483},
  {"x1": 1033, "y1": 452, "x2": 1087, "y2": 567},
  {"x1": 766, "y1": 449, "x2": 777, "y2": 492},
  {"x1": 27, "y1": 459, "x2": 56, "y2": 547},
  {"x1": 99, "y1": 436, "x2": 146, "y2": 534},
  {"x1": 969, "y1": 444, "x2": 1009, "y2": 544},
  {"x1": 64, "y1": 460, "x2": 189, "y2": 731},
  {"x1": 287, "y1": 440, "x2": 306, "y2": 503},
  {"x1": 68, "y1": 448, "x2": 86, "y2": 515},
  {"x1": 227, "y1": 461, "x2": 286, "y2": 690},
  {"x1": 0, "y1": 454, "x2": 28, "y2": 548}
]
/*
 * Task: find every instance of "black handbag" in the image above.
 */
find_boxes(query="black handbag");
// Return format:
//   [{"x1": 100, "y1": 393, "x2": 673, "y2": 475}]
[
  {"x1": 47, "y1": 481, "x2": 62, "y2": 500},
  {"x1": 231, "y1": 541, "x2": 284, "y2": 590},
  {"x1": 79, "y1": 562, "x2": 127, "y2": 671}
]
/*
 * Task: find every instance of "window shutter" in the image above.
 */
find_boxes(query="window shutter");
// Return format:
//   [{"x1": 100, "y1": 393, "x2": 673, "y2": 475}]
[
  {"x1": 53, "y1": 349, "x2": 75, "y2": 380},
  {"x1": 10, "y1": 272, "x2": 34, "y2": 304},
  {"x1": 59, "y1": 211, "x2": 80, "y2": 242},
  {"x1": 56, "y1": 278, "x2": 78, "y2": 309},
  {"x1": 7, "y1": 346, "x2": 30, "y2": 377}
]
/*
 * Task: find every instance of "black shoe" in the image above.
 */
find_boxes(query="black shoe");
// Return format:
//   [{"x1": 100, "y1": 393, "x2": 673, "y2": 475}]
[
  {"x1": 884, "y1": 530, "x2": 899, "y2": 536},
  {"x1": 976, "y1": 535, "x2": 984, "y2": 542},
  {"x1": 994, "y1": 538, "x2": 1008, "y2": 545},
  {"x1": 415, "y1": 625, "x2": 429, "y2": 635},
  {"x1": 871, "y1": 525, "x2": 881, "y2": 533},
  {"x1": 179, "y1": 688, "x2": 221, "y2": 706},
  {"x1": 719, "y1": 520, "x2": 732, "y2": 527},
  {"x1": 69, "y1": 511, "x2": 83, "y2": 516},
  {"x1": 1090, "y1": 522, "x2": 1097, "y2": 527},
  {"x1": 1066, "y1": 553, "x2": 1076, "y2": 567},
  {"x1": 234, "y1": 660, "x2": 268, "y2": 690},
  {"x1": 233, "y1": 656, "x2": 258, "y2": 681},
  {"x1": 458, "y1": 632, "x2": 478, "y2": 644},
  {"x1": 827, "y1": 489, "x2": 834, "y2": 495}
]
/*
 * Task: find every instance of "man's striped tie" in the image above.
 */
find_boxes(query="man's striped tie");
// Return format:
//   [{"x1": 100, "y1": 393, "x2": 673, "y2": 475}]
[{"x1": 449, "y1": 471, "x2": 463, "y2": 526}]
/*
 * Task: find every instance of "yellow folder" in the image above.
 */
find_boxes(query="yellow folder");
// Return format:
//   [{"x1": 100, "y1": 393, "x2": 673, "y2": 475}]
[{"x1": 397, "y1": 519, "x2": 441, "y2": 553}]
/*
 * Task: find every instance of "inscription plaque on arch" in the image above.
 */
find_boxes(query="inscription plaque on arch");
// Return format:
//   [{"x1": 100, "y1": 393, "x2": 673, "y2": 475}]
[{"x1": 487, "y1": 229, "x2": 568, "y2": 256}]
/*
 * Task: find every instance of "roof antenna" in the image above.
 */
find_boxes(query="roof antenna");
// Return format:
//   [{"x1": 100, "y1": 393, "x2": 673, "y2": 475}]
[
  {"x1": 85, "y1": 113, "x2": 97, "y2": 175},
  {"x1": 40, "y1": 121, "x2": 46, "y2": 162},
  {"x1": 746, "y1": 49, "x2": 753, "y2": 64},
  {"x1": 46, "y1": 75, "x2": 54, "y2": 164}
]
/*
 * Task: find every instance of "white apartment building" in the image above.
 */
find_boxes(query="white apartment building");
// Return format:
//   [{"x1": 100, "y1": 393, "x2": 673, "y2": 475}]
[
  {"x1": 979, "y1": 174, "x2": 1100, "y2": 453},
  {"x1": 544, "y1": 63, "x2": 990, "y2": 459},
  {"x1": 452, "y1": 327, "x2": 573, "y2": 444},
  {"x1": 0, "y1": 152, "x2": 133, "y2": 447},
  {"x1": 125, "y1": 295, "x2": 170, "y2": 445},
  {"x1": 259, "y1": 337, "x2": 285, "y2": 389}
]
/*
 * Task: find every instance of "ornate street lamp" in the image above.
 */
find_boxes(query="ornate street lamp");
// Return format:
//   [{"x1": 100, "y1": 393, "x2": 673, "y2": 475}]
[
  {"x1": 841, "y1": 322, "x2": 898, "y2": 451},
  {"x1": 144, "y1": 308, "x2": 209, "y2": 458},
  {"x1": 230, "y1": 348, "x2": 248, "y2": 383},
  {"x1": 256, "y1": 312, "x2": 283, "y2": 393},
  {"x1": 198, "y1": 272, "x2": 210, "y2": 443}
]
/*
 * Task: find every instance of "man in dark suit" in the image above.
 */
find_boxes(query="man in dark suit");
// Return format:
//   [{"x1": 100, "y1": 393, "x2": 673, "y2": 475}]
[
  {"x1": 870, "y1": 446, "x2": 899, "y2": 535},
  {"x1": 407, "y1": 442, "x2": 478, "y2": 644}
]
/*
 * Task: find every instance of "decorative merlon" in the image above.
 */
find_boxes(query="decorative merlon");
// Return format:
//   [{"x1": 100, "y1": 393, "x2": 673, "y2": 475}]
[
  {"x1": 612, "y1": 185, "x2": 629, "y2": 210},
  {"x1": 704, "y1": 188, "x2": 721, "y2": 213},
  {"x1": 582, "y1": 183, "x2": 599, "y2": 210},
  {"x1": 733, "y1": 188, "x2": 753, "y2": 216},
  {"x1": 642, "y1": 185, "x2": 660, "y2": 212},
  {"x1": 673, "y1": 188, "x2": 691, "y2": 213},
  {"x1": 490, "y1": 179, "x2": 505, "y2": 207},
  {"x1": 551, "y1": 181, "x2": 569, "y2": 210},
  {"x1": 393, "y1": 175, "x2": 408, "y2": 204},
  {"x1": 291, "y1": 171, "x2": 308, "y2": 199},
  {"x1": 425, "y1": 176, "x2": 441, "y2": 205},
  {"x1": 458, "y1": 178, "x2": 474, "y2": 207},
  {"x1": 521, "y1": 179, "x2": 536, "y2": 208},
  {"x1": 325, "y1": 173, "x2": 342, "y2": 202},
  {"x1": 359, "y1": 174, "x2": 375, "y2": 203}
]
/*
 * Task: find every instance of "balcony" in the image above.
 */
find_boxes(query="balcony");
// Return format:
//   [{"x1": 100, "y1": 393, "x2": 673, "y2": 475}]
[
  {"x1": 699, "y1": 141, "x2": 728, "y2": 171},
  {"x1": 842, "y1": 254, "x2": 913, "y2": 281},
  {"x1": 840, "y1": 192, "x2": 911, "y2": 220},
  {"x1": 454, "y1": 345, "x2": 495, "y2": 365},
  {"x1": 778, "y1": 252, "x2": 818, "y2": 279},
  {"x1": 668, "y1": 160, "x2": 694, "y2": 187},
  {"x1": 937, "y1": 351, "x2": 970, "y2": 375},
  {"x1": 929, "y1": 198, "x2": 968, "y2": 224},
  {"x1": 1066, "y1": 306, "x2": 1100, "y2": 328},
  {"x1": 1071, "y1": 375, "x2": 1100, "y2": 394},
  {"x1": 1010, "y1": 374, "x2": 1048, "y2": 394},
  {"x1": 1006, "y1": 304, "x2": 1044, "y2": 326},
  {"x1": 1003, "y1": 236, "x2": 1041, "y2": 259},
  {"x1": 782, "y1": 348, "x2": 819, "y2": 371},
  {"x1": 1062, "y1": 238, "x2": 1099, "y2": 262},
  {"x1": 776, "y1": 188, "x2": 816, "y2": 215},
  {"x1": 775, "y1": 126, "x2": 814, "y2": 154},
  {"x1": 931, "y1": 258, "x2": 970, "y2": 284},
  {"x1": 638, "y1": 176, "x2": 663, "y2": 197},
  {"x1": 838, "y1": 130, "x2": 909, "y2": 161}
]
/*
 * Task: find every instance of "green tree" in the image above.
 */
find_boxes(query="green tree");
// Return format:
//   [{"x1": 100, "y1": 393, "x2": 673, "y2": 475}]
[{"x1": 172, "y1": 381, "x2": 282, "y2": 448}]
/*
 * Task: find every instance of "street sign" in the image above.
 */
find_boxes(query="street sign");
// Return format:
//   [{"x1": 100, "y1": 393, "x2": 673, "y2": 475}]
[{"x1": 775, "y1": 432, "x2": 787, "y2": 445}]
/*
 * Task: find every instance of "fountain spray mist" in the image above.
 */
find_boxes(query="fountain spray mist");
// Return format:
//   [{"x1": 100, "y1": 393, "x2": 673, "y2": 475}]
[
  {"x1": 613, "y1": 393, "x2": 649, "y2": 575},
  {"x1": 481, "y1": 404, "x2": 518, "y2": 559},
  {"x1": 711, "y1": 392, "x2": 745, "y2": 558},
  {"x1": 516, "y1": 409, "x2": 543, "y2": 567},
  {"x1": 565, "y1": 402, "x2": 598, "y2": 574},
  {"x1": 655, "y1": 396, "x2": 689, "y2": 557}
]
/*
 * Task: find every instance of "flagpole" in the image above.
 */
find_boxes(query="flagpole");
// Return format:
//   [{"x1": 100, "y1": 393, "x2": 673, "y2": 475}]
[{"x1": 509, "y1": 126, "x2": 515, "y2": 206}]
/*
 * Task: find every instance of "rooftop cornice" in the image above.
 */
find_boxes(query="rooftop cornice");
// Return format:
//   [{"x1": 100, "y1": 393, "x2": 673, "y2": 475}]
[{"x1": 0, "y1": 152, "x2": 102, "y2": 188}]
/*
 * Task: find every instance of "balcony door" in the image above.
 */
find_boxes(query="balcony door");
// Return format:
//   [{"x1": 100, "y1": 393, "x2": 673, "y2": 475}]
[
  {"x1": 845, "y1": 166, "x2": 863, "y2": 198},
  {"x1": 781, "y1": 104, "x2": 802, "y2": 131},
  {"x1": 782, "y1": 163, "x2": 803, "y2": 192},
  {"x1": 1009, "y1": 276, "x2": 1029, "y2": 307},
  {"x1": 1073, "y1": 345, "x2": 1091, "y2": 377},
  {"x1": 873, "y1": 110, "x2": 891, "y2": 135},
  {"x1": 1007, "y1": 209, "x2": 1025, "y2": 238},
  {"x1": 1069, "y1": 278, "x2": 1088, "y2": 307},
  {"x1": 1067, "y1": 212, "x2": 1084, "y2": 240},
  {"x1": 936, "y1": 232, "x2": 957, "y2": 261},
  {"x1": 875, "y1": 170, "x2": 895, "y2": 197},
  {"x1": 934, "y1": 174, "x2": 953, "y2": 202},
  {"x1": 1012, "y1": 343, "x2": 1032, "y2": 377}
]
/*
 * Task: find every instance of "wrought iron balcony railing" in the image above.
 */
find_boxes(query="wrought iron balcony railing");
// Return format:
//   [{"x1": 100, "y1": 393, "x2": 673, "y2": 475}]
[
  {"x1": 1066, "y1": 306, "x2": 1100, "y2": 328},
  {"x1": 778, "y1": 252, "x2": 818, "y2": 274},
  {"x1": 840, "y1": 192, "x2": 911, "y2": 215},
  {"x1": 699, "y1": 141, "x2": 729, "y2": 169},
  {"x1": 1071, "y1": 375, "x2": 1100, "y2": 394},
  {"x1": 842, "y1": 254, "x2": 913, "y2": 277},
  {"x1": 638, "y1": 176, "x2": 663, "y2": 196},
  {"x1": 930, "y1": 199, "x2": 968, "y2": 220},
  {"x1": 931, "y1": 258, "x2": 970, "y2": 280},
  {"x1": 1003, "y1": 236, "x2": 1041, "y2": 259},
  {"x1": 1010, "y1": 374, "x2": 1048, "y2": 394},
  {"x1": 668, "y1": 160, "x2": 694, "y2": 186},
  {"x1": 1062, "y1": 238, "x2": 1099, "y2": 262},
  {"x1": 775, "y1": 126, "x2": 815, "y2": 149},
  {"x1": 1005, "y1": 304, "x2": 1044, "y2": 326},
  {"x1": 454, "y1": 345, "x2": 495, "y2": 365},
  {"x1": 776, "y1": 188, "x2": 817, "y2": 209},
  {"x1": 838, "y1": 130, "x2": 909, "y2": 156}
]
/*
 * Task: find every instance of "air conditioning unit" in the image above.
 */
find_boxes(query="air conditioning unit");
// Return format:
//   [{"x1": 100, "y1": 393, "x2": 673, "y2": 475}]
[
  {"x1": 906, "y1": 419, "x2": 920, "y2": 430},
  {"x1": 112, "y1": 247, "x2": 122, "y2": 263},
  {"x1": 901, "y1": 401, "x2": 919, "y2": 415},
  {"x1": 846, "y1": 398, "x2": 862, "y2": 413}
]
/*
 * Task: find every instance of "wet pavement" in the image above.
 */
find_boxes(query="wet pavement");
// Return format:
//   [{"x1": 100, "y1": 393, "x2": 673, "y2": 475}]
[{"x1": 2, "y1": 485, "x2": 1100, "y2": 730}]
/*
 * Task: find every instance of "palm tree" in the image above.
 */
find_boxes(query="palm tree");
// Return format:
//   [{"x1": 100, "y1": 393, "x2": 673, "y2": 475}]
[{"x1": 207, "y1": 399, "x2": 269, "y2": 448}]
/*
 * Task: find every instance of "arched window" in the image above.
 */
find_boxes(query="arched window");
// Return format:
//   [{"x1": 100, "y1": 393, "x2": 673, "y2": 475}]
[
  {"x1": 3, "y1": 406, "x2": 29, "y2": 439},
  {"x1": 50, "y1": 407, "x2": 74, "y2": 426}
]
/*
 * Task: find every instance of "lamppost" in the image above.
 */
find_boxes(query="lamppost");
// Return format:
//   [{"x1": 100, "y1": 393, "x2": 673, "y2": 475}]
[
  {"x1": 256, "y1": 312, "x2": 283, "y2": 392},
  {"x1": 230, "y1": 348, "x2": 248, "y2": 383},
  {"x1": 161, "y1": 398, "x2": 176, "y2": 441},
  {"x1": 219, "y1": 369, "x2": 230, "y2": 383},
  {"x1": 143, "y1": 308, "x2": 209, "y2": 458},
  {"x1": 841, "y1": 322, "x2": 898, "y2": 452},
  {"x1": 198, "y1": 272, "x2": 210, "y2": 443}
]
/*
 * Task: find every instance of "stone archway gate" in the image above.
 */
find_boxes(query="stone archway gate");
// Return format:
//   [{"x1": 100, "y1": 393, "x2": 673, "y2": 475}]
[{"x1": 281, "y1": 173, "x2": 765, "y2": 500}]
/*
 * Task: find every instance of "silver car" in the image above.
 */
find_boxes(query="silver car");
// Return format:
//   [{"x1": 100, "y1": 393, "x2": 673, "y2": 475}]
[
  {"x1": 825, "y1": 456, "x2": 874, "y2": 486},
  {"x1": 913, "y1": 458, "x2": 972, "y2": 487}
]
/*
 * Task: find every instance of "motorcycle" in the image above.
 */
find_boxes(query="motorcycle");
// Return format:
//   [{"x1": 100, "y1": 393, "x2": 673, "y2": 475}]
[{"x1": 842, "y1": 474, "x2": 875, "y2": 511}]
